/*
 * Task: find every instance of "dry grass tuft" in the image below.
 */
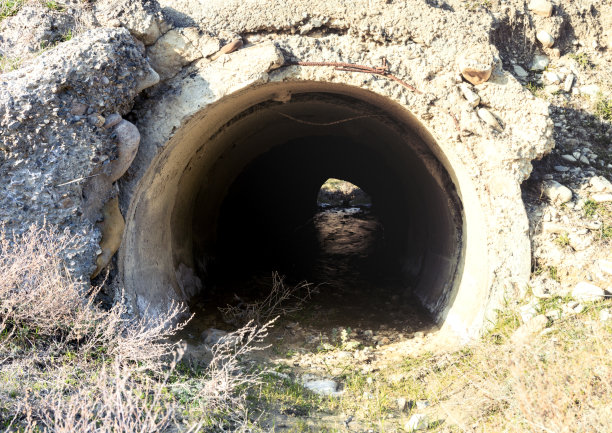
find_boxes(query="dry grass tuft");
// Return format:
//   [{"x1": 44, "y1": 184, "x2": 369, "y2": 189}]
[{"x1": 219, "y1": 272, "x2": 317, "y2": 326}]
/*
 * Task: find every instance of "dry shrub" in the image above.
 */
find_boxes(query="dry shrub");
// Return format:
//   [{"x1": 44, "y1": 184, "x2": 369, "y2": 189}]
[
  {"x1": 219, "y1": 272, "x2": 317, "y2": 326},
  {"x1": 0, "y1": 224, "x2": 273, "y2": 432},
  {"x1": 0, "y1": 224, "x2": 99, "y2": 343}
]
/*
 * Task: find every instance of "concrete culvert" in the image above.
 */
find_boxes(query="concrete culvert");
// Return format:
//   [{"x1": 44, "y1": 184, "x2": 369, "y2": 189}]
[
  {"x1": 117, "y1": 39, "x2": 552, "y2": 342},
  {"x1": 122, "y1": 80, "x2": 487, "y2": 341}
]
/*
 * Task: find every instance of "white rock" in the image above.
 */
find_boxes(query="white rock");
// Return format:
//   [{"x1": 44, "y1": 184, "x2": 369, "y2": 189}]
[
  {"x1": 531, "y1": 54, "x2": 550, "y2": 71},
  {"x1": 405, "y1": 414, "x2": 429, "y2": 432},
  {"x1": 564, "y1": 74, "x2": 575, "y2": 92},
  {"x1": 513, "y1": 65, "x2": 529, "y2": 77},
  {"x1": 416, "y1": 400, "x2": 430, "y2": 410},
  {"x1": 543, "y1": 71, "x2": 560, "y2": 84},
  {"x1": 303, "y1": 379, "x2": 341, "y2": 396},
  {"x1": 600, "y1": 309, "x2": 610, "y2": 321},
  {"x1": 572, "y1": 282, "x2": 606, "y2": 302},
  {"x1": 528, "y1": 0, "x2": 553, "y2": 17},
  {"x1": 598, "y1": 259, "x2": 612, "y2": 276},
  {"x1": 592, "y1": 193, "x2": 612, "y2": 203},
  {"x1": 589, "y1": 176, "x2": 612, "y2": 193},
  {"x1": 520, "y1": 301, "x2": 539, "y2": 322},
  {"x1": 542, "y1": 222, "x2": 567, "y2": 234},
  {"x1": 459, "y1": 83, "x2": 480, "y2": 107},
  {"x1": 477, "y1": 107, "x2": 503, "y2": 131},
  {"x1": 537, "y1": 30, "x2": 555, "y2": 48},
  {"x1": 569, "y1": 232, "x2": 593, "y2": 251},
  {"x1": 543, "y1": 180, "x2": 573, "y2": 204},
  {"x1": 580, "y1": 155, "x2": 590, "y2": 164},
  {"x1": 561, "y1": 154, "x2": 577, "y2": 163},
  {"x1": 580, "y1": 84, "x2": 601, "y2": 98},
  {"x1": 397, "y1": 397, "x2": 408, "y2": 412}
]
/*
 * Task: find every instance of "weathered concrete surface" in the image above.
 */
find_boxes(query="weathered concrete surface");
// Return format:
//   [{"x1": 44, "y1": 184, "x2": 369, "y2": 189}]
[
  {"x1": 3, "y1": 0, "x2": 610, "y2": 340},
  {"x1": 0, "y1": 28, "x2": 157, "y2": 283}
]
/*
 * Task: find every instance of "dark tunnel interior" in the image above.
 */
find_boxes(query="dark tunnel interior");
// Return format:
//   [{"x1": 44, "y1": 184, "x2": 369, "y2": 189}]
[{"x1": 158, "y1": 91, "x2": 464, "y2": 334}]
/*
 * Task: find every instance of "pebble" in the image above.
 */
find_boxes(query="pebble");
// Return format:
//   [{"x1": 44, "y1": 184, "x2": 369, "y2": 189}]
[
  {"x1": 103, "y1": 113, "x2": 122, "y2": 129},
  {"x1": 561, "y1": 154, "x2": 577, "y2": 163},
  {"x1": 564, "y1": 74, "x2": 575, "y2": 92},
  {"x1": 531, "y1": 54, "x2": 550, "y2": 71},
  {"x1": 513, "y1": 64, "x2": 529, "y2": 77},
  {"x1": 520, "y1": 301, "x2": 539, "y2": 323},
  {"x1": 543, "y1": 180, "x2": 573, "y2": 204},
  {"x1": 528, "y1": 0, "x2": 553, "y2": 17},
  {"x1": 600, "y1": 309, "x2": 610, "y2": 321},
  {"x1": 459, "y1": 83, "x2": 480, "y2": 107},
  {"x1": 554, "y1": 166, "x2": 569, "y2": 172},
  {"x1": 416, "y1": 400, "x2": 430, "y2": 410},
  {"x1": 405, "y1": 414, "x2": 429, "y2": 432},
  {"x1": 537, "y1": 30, "x2": 555, "y2": 48},
  {"x1": 397, "y1": 397, "x2": 408, "y2": 412},
  {"x1": 543, "y1": 71, "x2": 560, "y2": 84},
  {"x1": 572, "y1": 282, "x2": 606, "y2": 302},
  {"x1": 477, "y1": 107, "x2": 503, "y2": 132}
]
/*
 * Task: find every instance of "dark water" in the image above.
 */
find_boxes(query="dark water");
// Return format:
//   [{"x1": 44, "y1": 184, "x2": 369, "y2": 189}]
[{"x1": 183, "y1": 207, "x2": 435, "y2": 340}]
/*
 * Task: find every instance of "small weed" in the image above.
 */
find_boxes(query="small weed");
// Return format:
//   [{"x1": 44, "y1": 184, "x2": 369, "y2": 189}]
[
  {"x1": 548, "y1": 266, "x2": 559, "y2": 282},
  {"x1": 569, "y1": 52, "x2": 594, "y2": 69},
  {"x1": 583, "y1": 199, "x2": 600, "y2": 217},
  {"x1": 554, "y1": 232, "x2": 570, "y2": 247},
  {"x1": 464, "y1": 0, "x2": 492, "y2": 10},
  {"x1": 595, "y1": 94, "x2": 612, "y2": 121},
  {"x1": 0, "y1": 0, "x2": 24, "y2": 22},
  {"x1": 63, "y1": 28, "x2": 73, "y2": 42},
  {"x1": 485, "y1": 304, "x2": 521, "y2": 344},
  {"x1": 525, "y1": 81, "x2": 544, "y2": 97},
  {"x1": 44, "y1": 0, "x2": 63, "y2": 11}
]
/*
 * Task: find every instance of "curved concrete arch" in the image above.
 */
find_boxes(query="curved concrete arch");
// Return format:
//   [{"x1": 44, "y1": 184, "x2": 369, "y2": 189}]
[{"x1": 119, "y1": 42, "x2": 539, "y2": 341}]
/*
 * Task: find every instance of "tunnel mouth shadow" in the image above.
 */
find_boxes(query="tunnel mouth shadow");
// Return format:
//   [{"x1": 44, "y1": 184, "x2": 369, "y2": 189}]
[
  {"x1": 179, "y1": 92, "x2": 464, "y2": 342},
  {"x1": 122, "y1": 83, "x2": 469, "y2": 345}
]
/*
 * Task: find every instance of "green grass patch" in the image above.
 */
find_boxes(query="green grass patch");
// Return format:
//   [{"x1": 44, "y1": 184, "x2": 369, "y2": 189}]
[{"x1": 0, "y1": 0, "x2": 24, "y2": 22}]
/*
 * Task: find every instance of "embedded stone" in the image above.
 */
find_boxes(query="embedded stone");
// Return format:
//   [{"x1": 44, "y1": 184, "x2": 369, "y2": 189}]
[
  {"x1": 537, "y1": 30, "x2": 555, "y2": 48},
  {"x1": 528, "y1": 0, "x2": 553, "y2": 17},
  {"x1": 457, "y1": 47, "x2": 494, "y2": 85}
]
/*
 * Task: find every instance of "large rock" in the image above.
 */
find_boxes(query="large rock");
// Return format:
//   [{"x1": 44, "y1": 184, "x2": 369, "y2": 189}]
[
  {"x1": 0, "y1": 28, "x2": 155, "y2": 284},
  {"x1": 572, "y1": 282, "x2": 606, "y2": 302},
  {"x1": 543, "y1": 180, "x2": 573, "y2": 204}
]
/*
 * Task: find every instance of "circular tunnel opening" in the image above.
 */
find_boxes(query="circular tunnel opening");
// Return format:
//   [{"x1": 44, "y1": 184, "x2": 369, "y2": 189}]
[{"x1": 122, "y1": 83, "x2": 467, "y2": 341}]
